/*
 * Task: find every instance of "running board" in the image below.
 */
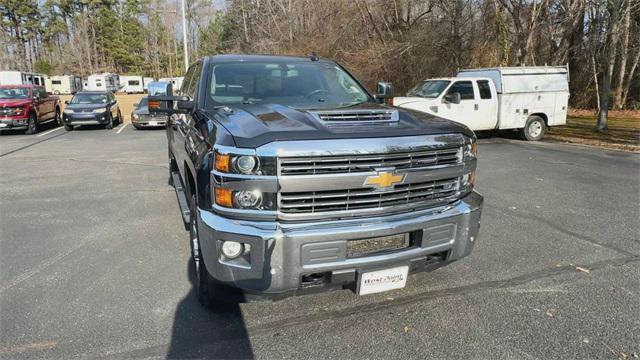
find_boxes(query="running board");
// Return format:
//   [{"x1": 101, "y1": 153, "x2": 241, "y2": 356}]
[{"x1": 171, "y1": 171, "x2": 191, "y2": 227}]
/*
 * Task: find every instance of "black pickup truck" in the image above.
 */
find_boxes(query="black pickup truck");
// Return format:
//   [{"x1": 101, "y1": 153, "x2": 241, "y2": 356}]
[{"x1": 150, "y1": 54, "x2": 483, "y2": 307}]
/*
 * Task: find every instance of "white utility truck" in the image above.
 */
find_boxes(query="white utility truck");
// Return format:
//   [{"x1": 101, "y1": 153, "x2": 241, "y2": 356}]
[
  {"x1": 394, "y1": 66, "x2": 569, "y2": 141},
  {"x1": 47, "y1": 75, "x2": 82, "y2": 94},
  {"x1": 120, "y1": 75, "x2": 146, "y2": 93},
  {"x1": 86, "y1": 73, "x2": 120, "y2": 92},
  {"x1": 0, "y1": 71, "x2": 48, "y2": 88}
]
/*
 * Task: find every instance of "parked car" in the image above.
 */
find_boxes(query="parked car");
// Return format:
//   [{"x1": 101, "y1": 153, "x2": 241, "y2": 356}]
[
  {"x1": 62, "y1": 91, "x2": 122, "y2": 130},
  {"x1": 0, "y1": 85, "x2": 61, "y2": 134},
  {"x1": 394, "y1": 66, "x2": 569, "y2": 141},
  {"x1": 150, "y1": 55, "x2": 483, "y2": 307},
  {"x1": 131, "y1": 97, "x2": 168, "y2": 129}
]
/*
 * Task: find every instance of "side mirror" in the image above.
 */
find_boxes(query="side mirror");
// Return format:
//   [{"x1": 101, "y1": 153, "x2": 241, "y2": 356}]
[
  {"x1": 64, "y1": 100, "x2": 69, "y2": 105},
  {"x1": 443, "y1": 92, "x2": 461, "y2": 104},
  {"x1": 133, "y1": 103, "x2": 139, "y2": 107},
  {"x1": 375, "y1": 81, "x2": 393, "y2": 104}
]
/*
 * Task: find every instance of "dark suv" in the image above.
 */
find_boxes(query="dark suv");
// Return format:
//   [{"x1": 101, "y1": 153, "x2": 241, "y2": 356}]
[{"x1": 150, "y1": 55, "x2": 483, "y2": 307}]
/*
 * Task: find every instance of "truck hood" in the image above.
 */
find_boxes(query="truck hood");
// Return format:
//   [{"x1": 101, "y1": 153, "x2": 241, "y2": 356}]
[
  {"x1": 206, "y1": 102, "x2": 474, "y2": 148},
  {"x1": 0, "y1": 99, "x2": 31, "y2": 107},
  {"x1": 393, "y1": 96, "x2": 438, "y2": 106}
]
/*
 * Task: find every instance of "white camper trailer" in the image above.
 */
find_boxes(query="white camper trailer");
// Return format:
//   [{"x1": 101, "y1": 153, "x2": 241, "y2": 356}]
[
  {"x1": 394, "y1": 66, "x2": 569, "y2": 141},
  {"x1": 48, "y1": 75, "x2": 82, "y2": 94},
  {"x1": 120, "y1": 75, "x2": 145, "y2": 93},
  {"x1": 0, "y1": 71, "x2": 48, "y2": 87},
  {"x1": 86, "y1": 73, "x2": 120, "y2": 92},
  {"x1": 159, "y1": 77, "x2": 184, "y2": 92}
]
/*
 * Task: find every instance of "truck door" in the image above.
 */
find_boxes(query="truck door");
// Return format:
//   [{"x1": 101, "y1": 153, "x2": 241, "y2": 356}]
[
  {"x1": 473, "y1": 80, "x2": 498, "y2": 130},
  {"x1": 438, "y1": 80, "x2": 476, "y2": 128}
]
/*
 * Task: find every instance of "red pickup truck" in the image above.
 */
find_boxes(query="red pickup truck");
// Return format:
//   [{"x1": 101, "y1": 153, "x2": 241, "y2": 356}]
[{"x1": 0, "y1": 85, "x2": 61, "y2": 134}]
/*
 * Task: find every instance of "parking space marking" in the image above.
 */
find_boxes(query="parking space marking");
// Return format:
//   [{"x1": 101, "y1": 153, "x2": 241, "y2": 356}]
[
  {"x1": 37, "y1": 127, "x2": 64, "y2": 137},
  {"x1": 116, "y1": 124, "x2": 128, "y2": 134}
]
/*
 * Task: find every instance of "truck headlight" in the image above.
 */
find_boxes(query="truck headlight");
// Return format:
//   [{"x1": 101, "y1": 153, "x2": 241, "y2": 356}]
[
  {"x1": 215, "y1": 152, "x2": 267, "y2": 175},
  {"x1": 93, "y1": 108, "x2": 107, "y2": 114},
  {"x1": 463, "y1": 137, "x2": 478, "y2": 160},
  {"x1": 235, "y1": 156, "x2": 257, "y2": 174}
]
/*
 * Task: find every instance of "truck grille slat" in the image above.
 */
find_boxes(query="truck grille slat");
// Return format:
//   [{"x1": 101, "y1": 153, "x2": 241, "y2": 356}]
[
  {"x1": 280, "y1": 178, "x2": 459, "y2": 213},
  {"x1": 280, "y1": 148, "x2": 461, "y2": 175}
]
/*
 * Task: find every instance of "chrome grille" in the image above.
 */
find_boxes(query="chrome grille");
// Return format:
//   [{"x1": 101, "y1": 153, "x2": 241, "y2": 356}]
[
  {"x1": 280, "y1": 147, "x2": 461, "y2": 175},
  {"x1": 280, "y1": 177, "x2": 460, "y2": 214}
]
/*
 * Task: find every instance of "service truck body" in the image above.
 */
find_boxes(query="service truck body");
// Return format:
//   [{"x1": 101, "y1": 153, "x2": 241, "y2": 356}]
[{"x1": 394, "y1": 66, "x2": 569, "y2": 141}]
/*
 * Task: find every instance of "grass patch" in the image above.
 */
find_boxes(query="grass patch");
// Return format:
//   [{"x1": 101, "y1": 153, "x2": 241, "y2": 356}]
[{"x1": 546, "y1": 116, "x2": 640, "y2": 152}]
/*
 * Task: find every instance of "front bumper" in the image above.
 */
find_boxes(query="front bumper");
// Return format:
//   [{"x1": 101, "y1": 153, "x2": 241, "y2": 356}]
[
  {"x1": 0, "y1": 117, "x2": 29, "y2": 130},
  {"x1": 132, "y1": 114, "x2": 167, "y2": 127},
  {"x1": 64, "y1": 112, "x2": 109, "y2": 125},
  {"x1": 197, "y1": 191, "x2": 483, "y2": 298}
]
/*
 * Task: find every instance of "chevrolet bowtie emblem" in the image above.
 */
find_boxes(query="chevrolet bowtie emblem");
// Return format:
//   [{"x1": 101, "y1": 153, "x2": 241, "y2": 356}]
[{"x1": 364, "y1": 171, "x2": 406, "y2": 190}]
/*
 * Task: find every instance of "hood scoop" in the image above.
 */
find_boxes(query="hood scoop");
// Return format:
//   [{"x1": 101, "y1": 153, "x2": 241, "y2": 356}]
[{"x1": 311, "y1": 109, "x2": 399, "y2": 126}]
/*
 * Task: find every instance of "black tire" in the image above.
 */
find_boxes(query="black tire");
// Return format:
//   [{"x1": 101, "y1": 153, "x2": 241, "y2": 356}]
[
  {"x1": 105, "y1": 113, "x2": 114, "y2": 130},
  {"x1": 520, "y1": 115, "x2": 546, "y2": 141},
  {"x1": 133, "y1": 124, "x2": 142, "y2": 130},
  {"x1": 64, "y1": 124, "x2": 73, "y2": 131},
  {"x1": 117, "y1": 110, "x2": 122, "y2": 125},
  {"x1": 189, "y1": 194, "x2": 223, "y2": 309},
  {"x1": 168, "y1": 150, "x2": 178, "y2": 186},
  {"x1": 55, "y1": 108, "x2": 62, "y2": 127},
  {"x1": 25, "y1": 112, "x2": 38, "y2": 135}
]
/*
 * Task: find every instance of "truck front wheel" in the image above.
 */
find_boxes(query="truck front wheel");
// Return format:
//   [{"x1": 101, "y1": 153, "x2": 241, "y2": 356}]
[
  {"x1": 521, "y1": 115, "x2": 546, "y2": 141},
  {"x1": 189, "y1": 195, "x2": 223, "y2": 308},
  {"x1": 25, "y1": 112, "x2": 39, "y2": 135}
]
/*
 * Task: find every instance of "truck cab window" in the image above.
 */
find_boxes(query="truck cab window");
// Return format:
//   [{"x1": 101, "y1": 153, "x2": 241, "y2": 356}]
[
  {"x1": 477, "y1": 80, "x2": 492, "y2": 99},
  {"x1": 446, "y1": 81, "x2": 474, "y2": 100}
]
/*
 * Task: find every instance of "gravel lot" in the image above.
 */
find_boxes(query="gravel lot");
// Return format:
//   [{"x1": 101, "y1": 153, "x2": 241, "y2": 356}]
[{"x1": 1, "y1": 124, "x2": 639, "y2": 359}]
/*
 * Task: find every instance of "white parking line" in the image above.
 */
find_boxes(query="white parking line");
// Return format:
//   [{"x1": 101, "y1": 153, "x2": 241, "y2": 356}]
[
  {"x1": 116, "y1": 124, "x2": 128, "y2": 134},
  {"x1": 37, "y1": 127, "x2": 64, "y2": 137}
]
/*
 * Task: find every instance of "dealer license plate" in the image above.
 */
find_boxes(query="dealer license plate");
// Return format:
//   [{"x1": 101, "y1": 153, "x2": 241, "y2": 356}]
[
  {"x1": 149, "y1": 120, "x2": 158, "y2": 126},
  {"x1": 358, "y1": 265, "x2": 409, "y2": 295}
]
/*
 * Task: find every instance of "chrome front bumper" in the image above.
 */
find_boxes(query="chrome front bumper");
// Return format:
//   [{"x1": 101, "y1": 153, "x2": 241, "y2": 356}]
[{"x1": 197, "y1": 191, "x2": 483, "y2": 297}]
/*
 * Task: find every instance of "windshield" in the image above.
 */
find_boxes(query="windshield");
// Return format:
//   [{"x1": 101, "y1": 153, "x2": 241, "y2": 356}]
[
  {"x1": 0, "y1": 87, "x2": 30, "y2": 99},
  {"x1": 208, "y1": 61, "x2": 370, "y2": 109},
  {"x1": 406, "y1": 80, "x2": 451, "y2": 98},
  {"x1": 138, "y1": 97, "x2": 148, "y2": 108},
  {"x1": 71, "y1": 93, "x2": 109, "y2": 104}
]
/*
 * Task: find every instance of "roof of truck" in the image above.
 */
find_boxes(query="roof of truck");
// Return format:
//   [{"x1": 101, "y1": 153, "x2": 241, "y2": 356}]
[
  {"x1": 459, "y1": 66, "x2": 568, "y2": 75},
  {"x1": 210, "y1": 54, "x2": 333, "y2": 63}
]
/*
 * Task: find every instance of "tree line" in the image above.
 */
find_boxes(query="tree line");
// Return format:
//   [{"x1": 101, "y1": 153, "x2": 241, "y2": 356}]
[{"x1": 1, "y1": 0, "x2": 639, "y2": 126}]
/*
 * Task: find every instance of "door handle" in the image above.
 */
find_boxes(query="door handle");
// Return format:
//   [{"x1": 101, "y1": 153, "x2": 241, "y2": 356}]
[{"x1": 474, "y1": 104, "x2": 479, "y2": 111}]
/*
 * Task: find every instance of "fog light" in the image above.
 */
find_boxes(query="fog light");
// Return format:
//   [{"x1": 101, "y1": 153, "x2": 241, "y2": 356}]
[
  {"x1": 221, "y1": 241, "x2": 244, "y2": 259},
  {"x1": 235, "y1": 190, "x2": 262, "y2": 208}
]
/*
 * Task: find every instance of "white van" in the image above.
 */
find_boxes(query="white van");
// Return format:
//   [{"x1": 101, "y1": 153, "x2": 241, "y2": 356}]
[
  {"x1": 120, "y1": 75, "x2": 145, "y2": 93},
  {"x1": 86, "y1": 73, "x2": 120, "y2": 92},
  {"x1": 394, "y1": 66, "x2": 569, "y2": 141},
  {"x1": 159, "y1": 77, "x2": 184, "y2": 92},
  {"x1": 48, "y1": 75, "x2": 82, "y2": 94},
  {"x1": 0, "y1": 71, "x2": 48, "y2": 87}
]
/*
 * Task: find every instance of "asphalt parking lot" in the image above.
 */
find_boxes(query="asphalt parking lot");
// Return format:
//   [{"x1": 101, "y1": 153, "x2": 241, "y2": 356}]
[{"x1": 1, "y1": 125, "x2": 639, "y2": 359}]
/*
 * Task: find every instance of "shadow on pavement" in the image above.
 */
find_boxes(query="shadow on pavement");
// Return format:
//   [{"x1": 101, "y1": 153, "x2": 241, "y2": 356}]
[{"x1": 167, "y1": 260, "x2": 254, "y2": 359}]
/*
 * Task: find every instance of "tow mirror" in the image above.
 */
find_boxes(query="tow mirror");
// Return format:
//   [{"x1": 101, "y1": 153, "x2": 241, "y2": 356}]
[
  {"x1": 375, "y1": 81, "x2": 394, "y2": 105},
  {"x1": 443, "y1": 92, "x2": 461, "y2": 104},
  {"x1": 147, "y1": 81, "x2": 192, "y2": 114}
]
